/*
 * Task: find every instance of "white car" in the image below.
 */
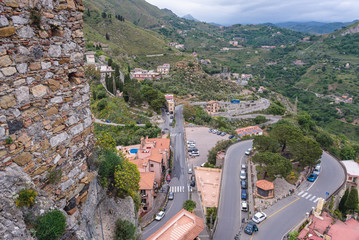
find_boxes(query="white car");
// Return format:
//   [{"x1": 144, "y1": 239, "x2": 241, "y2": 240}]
[
  {"x1": 201, "y1": 162, "x2": 206, "y2": 167},
  {"x1": 241, "y1": 164, "x2": 246, "y2": 171},
  {"x1": 252, "y1": 212, "x2": 267, "y2": 223},
  {"x1": 188, "y1": 168, "x2": 193, "y2": 174},
  {"x1": 187, "y1": 144, "x2": 196, "y2": 148},
  {"x1": 187, "y1": 140, "x2": 196, "y2": 144},
  {"x1": 245, "y1": 148, "x2": 253, "y2": 155},
  {"x1": 240, "y1": 170, "x2": 246, "y2": 180},
  {"x1": 313, "y1": 164, "x2": 321, "y2": 175},
  {"x1": 190, "y1": 151, "x2": 199, "y2": 157},
  {"x1": 155, "y1": 211, "x2": 165, "y2": 221}
]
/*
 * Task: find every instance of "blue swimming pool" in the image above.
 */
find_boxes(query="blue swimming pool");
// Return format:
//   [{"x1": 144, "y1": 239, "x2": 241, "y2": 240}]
[{"x1": 130, "y1": 149, "x2": 138, "y2": 154}]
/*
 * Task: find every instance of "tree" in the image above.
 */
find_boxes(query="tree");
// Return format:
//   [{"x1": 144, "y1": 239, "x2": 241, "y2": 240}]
[
  {"x1": 288, "y1": 137, "x2": 322, "y2": 167},
  {"x1": 183, "y1": 103, "x2": 196, "y2": 121},
  {"x1": 115, "y1": 160, "x2": 140, "y2": 197},
  {"x1": 339, "y1": 188, "x2": 350, "y2": 213},
  {"x1": 270, "y1": 123, "x2": 303, "y2": 152},
  {"x1": 102, "y1": 11, "x2": 107, "y2": 18},
  {"x1": 316, "y1": 132, "x2": 333, "y2": 149},
  {"x1": 253, "y1": 135, "x2": 280, "y2": 153},
  {"x1": 36, "y1": 210, "x2": 66, "y2": 240},
  {"x1": 340, "y1": 146, "x2": 357, "y2": 160},
  {"x1": 106, "y1": 32, "x2": 110, "y2": 40},
  {"x1": 87, "y1": 8, "x2": 91, "y2": 17},
  {"x1": 345, "y1": 188, "x2": 359, "y2": 212},
  {"x1": 115, "y1": 219, "x2": 136, "y2": 240},
  {"x1": 297, "y1": 111, "x2": 315, "y2": 132},
  {"x1": 98, "y1": 149, "x2": 123, "y2": 180},
  {"x1": 183, "y1": 200, "x2": 196, "y2": 212},
  {"x1": 252, "y1": 152, "x2": 292, "y2": 178},
  {"x1": 254, "y1": 115, "x2": 267, "y2": 124}
]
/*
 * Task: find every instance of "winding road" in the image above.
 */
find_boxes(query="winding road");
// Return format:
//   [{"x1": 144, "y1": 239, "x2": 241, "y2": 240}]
[{"x1": 215, "y1": 142, "x2": 345, "y2": 240}]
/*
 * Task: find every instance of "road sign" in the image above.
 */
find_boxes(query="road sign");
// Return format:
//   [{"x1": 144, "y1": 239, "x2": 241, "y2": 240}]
[{"x1": 326, "y1": 192, "x2": 329, "y2": 196}]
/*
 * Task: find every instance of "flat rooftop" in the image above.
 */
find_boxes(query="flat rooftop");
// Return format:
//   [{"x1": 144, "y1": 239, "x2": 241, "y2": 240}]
[{"x1": 195, "y1": 167, "x2": 222, "y2": 208}]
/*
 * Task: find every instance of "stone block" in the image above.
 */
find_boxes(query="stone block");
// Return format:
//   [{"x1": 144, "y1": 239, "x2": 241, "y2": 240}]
[
  {"x1": 50, "y1": 132, "x2": 69, "y2": 147},
  {"x1": 0, "y1": 27, "x2": 16, "y2": 37},
  {"x1": 29, "y1": 62, "x2": 41, "y2": 71},
  {"x1": 53, "y1": 124, "x2": 65, "y2": 133},
  {"x1": 32, "y1": 165, "x2": 50, "y2": 176},
  {"x1": 39, "y1": 30, "x2": 49, "y2": 38},
  {"x1": 15, "y1": 86, "x2": 30, "y2": 104},
  {"x1": 0, "y1": 16, "x2": 9, "y2": 27},
  {"x1": 47, "y1": 79, "x2": 60, "y2": 91},
  {"x1": 13, "y1": 152, "x2": 32, "y2": 166},
  {"x1": 0, "y1": 127, "x2": 5, "y2": 138},
  {"x1": 11, "y1": 16, "x2": 29, "y2": 25},
  {"x1": 31, "y1": 84, "x2": 48, "y2": 98},
  {"x1": 46, "y1": 106, "x2": 58, "y2": 116},
  {"x1": 61, "y1": 178, "x2": 74, "y2": 191},
  {"x1": 3, "y1": 0, "x2": 19, "y2": 7},
  {"x1": 41, "y1": 61, "x2": 51, "y2": 70},
  {"x1": 66, "y1": 206, "x2": 77, "y2": 215},
  {"x1": 0, "y1": 55, "x2": 12, "y2": 67},
  {"x1": 16, "y1": 63, "x2": 28, "y2": 74},
  {"x1": 70, "y1": 123, "x2": 83, "y2": 136},
  {"x1": 51, "y1": 96, "x2": 63, "y2": 104},
  {"x1": 17, "y1": 25, "x2": 34, "y2": 38},
  {"x1": 1, "y1": 67, "x2": 17, "y2": 76},
  {"x1": 0, "y1": 94, "x2": 16, "y2": 109},
  {"x1": 48, "y1": 45, "x2": 62, "y2": 58},
  {"x1": 67, "y1": 0, "x2": 76, "y2": 9},
  {"x1": 70, "y1": 52, "x2": 83, "y2": 63},
  {"x1": 0, "y1": 150, "x2": 7, "y2": 158}
]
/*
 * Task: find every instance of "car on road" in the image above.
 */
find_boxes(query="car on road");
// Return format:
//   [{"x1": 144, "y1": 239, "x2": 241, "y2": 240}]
[
  {"x1": 168, "y1": 192, "x2": 174, "y2": 200},
  {"x1": 241, "y1": 189, "x2": 247, "y2": 200},
  {"x1": 228, "y1": 135, "x2": 234, "y2": 139},
  {"x1": 187, "y1": 140, "x2": 196, "y2": 144},
  {"x1": 221, "y1": 132, "x2": 226, "y2": 136},
  {"x1": 209, "y1": 129, "x2": 213, "y2": 133},
  {"x1": 245, "y1": 148, "x2": 252, "y2": 155},
  {"x1": 307, "y1": 173, "x2": 318, "y2": 182},
  {"x1": 187, "y1": 144, "x2": 196, "y2": 148},
  {"x1": 212, "y1": 130, "x2": 218, "y2": 134},
  {"x1": 313, "y1": 164, "x2": 321, "y2": 175},
  {"x1": 252, "y1": 212, "x2": 267, "y2": 223},
  {"x1": 188, "y1": 168, "x2": 193, "y2": 174},
  {"x1": 241, "y1": 201, "x2": 248, "y2": 212},
  {"x1": 188, "y1": 148, "x2": 198, "y2": 152},
  {"x1": 217, "y1": 131, "x2": 222, "y2": 135},
  {"x1": 170, "y1": 116, "x2": 174, "y2": 119},
  {"x1": 240, "y1": 170, "x2": 246, "y2": 180},
  {"x1": 190, "y1": 180, "x2": 196, "y2": 187},
  {"x1": 241, "y1": 180, "x2": 247, "y2": 189},
  {"x1": 106, "y1": 120, "x2": 111, "y2": 123},
  {"x1": 155, "y1": 211, "x2": 165, "y2": 221},
  {"x1": 241, "y1": 164, "x2": 246, "y2": 171},
  {"x1": 189, "y1": 151, "x2": 200, "y2": 157},
  {"x1": 166, "y1": 112, "x2": 169, "y2": 115},
  {"x1": 244, "y1": 221, "x2": 258, "y2": 235}
]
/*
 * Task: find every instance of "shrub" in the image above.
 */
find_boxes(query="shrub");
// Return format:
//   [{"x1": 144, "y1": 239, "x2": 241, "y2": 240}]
[
  {"x1": 16, "y1": 188, "x2": 37, "y2": 208},
  {"x1": 183, "y1": 200, "x2": 196, "y2": 212},
  {"x1": 47, "y1": 168, "x2": 62, "y2": 184},
  {"x1": 97, "y1": 99, "x2": 108, "y2": 111},
  {"x1": 115, "y1": 219, "x2": 136, "y2": 240},
  {"x1": 36, "y1": 210, "x2": 66, "y2": 240},
  {"x1": 5, "y1": 136, "x2": 13, "y2": 144}
]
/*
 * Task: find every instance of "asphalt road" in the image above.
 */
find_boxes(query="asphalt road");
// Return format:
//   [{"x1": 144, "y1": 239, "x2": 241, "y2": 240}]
[
  {"x1": 214, "y1": 140, "x2": 253, "y2": 240},
  {"x1": 238, "y1": 151, "x2": 345, "y2": 240},
  {"x1": 142, "y1": 105, "x2": 188, "y2": 239}
]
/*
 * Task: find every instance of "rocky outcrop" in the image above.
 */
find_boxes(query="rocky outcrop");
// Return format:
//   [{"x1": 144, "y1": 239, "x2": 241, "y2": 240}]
[
  {"x1": 0, "y1": 0, "x2": 95, "y2": 236},
  {"x1": 341, "y1": 23, "x2": 359, "y2": 36}
]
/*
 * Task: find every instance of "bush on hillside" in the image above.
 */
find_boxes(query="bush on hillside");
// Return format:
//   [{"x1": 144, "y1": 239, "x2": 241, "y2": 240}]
[
  {"x1": 36, "y1": 210, "x2": 66, "y2": 240},
  {"x1": 115, "y1": 219, "x2": 136, "y2": 240}
]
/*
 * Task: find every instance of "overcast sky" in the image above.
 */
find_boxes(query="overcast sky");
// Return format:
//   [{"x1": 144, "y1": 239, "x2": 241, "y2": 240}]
[{"x1": 146, "y1": 0, "x2": 359, "y2": 25}]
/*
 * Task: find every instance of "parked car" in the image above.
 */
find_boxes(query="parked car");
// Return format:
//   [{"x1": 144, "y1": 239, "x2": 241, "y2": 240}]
[
  {"x1": 188, "y1": 168, "x2": 193, "y2": 174},
  {"x1": 170, "y1": 116, "x2": 174, "y2": 119},
  {"x1": 241, "y1": 201, "x2": 248, "y2": 212},
  {"x1": 155, "y1": 211, "x2": 165, "y2": 221},
  {"x1": 241, "y1": 189, "x2": 247, "y2": 200},
  {"x1": 106, "y1": 120, "x2": 111, "y2": 123},
  {"x1": 187, "y1": 140, "x2": 196, "y2": 144},
  {"x1": 187, "y1": 144, "x2": 196, "y2": 148},
  {"x1": 245, "y1": 148, "x2": 253, "y2": 155},
  {"x1": 241, "y1": 164, "x2": 246, "y2": 171},
  {"x1": 212, "y1": 130, "x2": 218, "y2": 134},
  {"x1": 190, "y1": 180, "x2": 196, "y2": 187},
  {"x1": 229, "y1": 135, "x2": 234, "y2": 139},
  {"x1": 252, "y1": 212, "x2": 267, "y2": 223},
  {"x1": 244, "y1": 221, "x2": 258, "y2": 235},
  {"x1": 221, "y1": 132, "x2": 226, "y2": 136},
  {"x1": 168, "y1": 192, "x2": 174, "y2": 200},
  {"x1": 209, "y1": 129, "x2": 213, "y2": 133},
  {"x1": 188, "y1": 148, "x2": 198, "y2": 152},
  {"x1": 240, "y1": 170, "x2": 246, "y2": 180},
  {"x1": 217, "y1": 131, "x2": 222, "y2": 135},
  {"x1": 313, "y1": 164, "x2": 321, "y2": 175},
  {"x1": 189, "y1": 151, "x2": 199, "y2": 157},
  {"x1": 307, "y1": 173, "x2": 318, "y2": 182},
  {"x1": 241, "y1": 180, "x2": 247, "y2": 189}
]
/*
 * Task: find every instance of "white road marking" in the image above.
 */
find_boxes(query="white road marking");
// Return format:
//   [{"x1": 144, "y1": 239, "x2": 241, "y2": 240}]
[
  {"x1": 298, "y1": 191, "x2": 304, "y2": 196},
  {"x1": 309, "y1": 195, "x2": 316, "y2": 201},
  {"x1": 305, "y1": 194, "x2": 312, "y2": 199},
  {"x1": 314, "y1": 198, "x2": 320, "y2": 203},
  {"x1": 302, "y1": 192, "x2": 308, "y2": 198}
]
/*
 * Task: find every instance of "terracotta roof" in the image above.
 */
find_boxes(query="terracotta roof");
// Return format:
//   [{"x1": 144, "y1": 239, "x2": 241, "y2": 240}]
[
  {"x1": 256, "y1": 180, "x2": 274, "y2": 190},
  {"x1": 235, "y1": 126, "x2": 263, "y2": 136},
  {"x1": 129, "y1": 158, "x2": 148, "y2": 170},
  {"x1": 149, "y1": 152, "x2": 163, "y2": 163},
  {"x1": 147, "y1": 209, "x2": 204, "y2": 240},
  {"x1": 139, "y1": 172, "x2": 155, "y2": 190}
]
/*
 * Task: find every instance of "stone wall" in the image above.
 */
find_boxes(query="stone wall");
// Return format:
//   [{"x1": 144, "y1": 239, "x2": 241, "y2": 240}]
[{"x1": 0, "y1": 0, "x2": 94, "y2": 218}]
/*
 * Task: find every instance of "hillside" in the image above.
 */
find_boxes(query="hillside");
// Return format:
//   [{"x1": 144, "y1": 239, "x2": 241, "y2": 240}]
[{"x1": 270, "y1": 21, "x2": 358, "y2": 34}]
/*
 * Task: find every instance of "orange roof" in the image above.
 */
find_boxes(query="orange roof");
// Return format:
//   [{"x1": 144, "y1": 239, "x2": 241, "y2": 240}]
[
  {"x1": 130, "y1": 158, "x2": 148, "y2": 170},
  {"x1": 207, "y1": 101, "x2": 218, "y2": 104},
  {"x1": 147, "y1": 209, "x2": 204, "y2": 240},
  {"x1": 256, "y1": 180, "x2": 274, "y2": 190},
  {"x1": 149, "y1": 151, "x2": 163, "y2": 163},
  {"x1": 235, "y1": 126, "x2": 263, "y2": 136},
  {"x1": 139, "y1": 172, "x2": 155, "y2": 190}
]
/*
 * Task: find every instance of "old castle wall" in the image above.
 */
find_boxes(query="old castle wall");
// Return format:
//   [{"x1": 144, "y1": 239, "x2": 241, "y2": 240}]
[{"x1": 0, "y1": 0, "x2": 94, "y2": 218}]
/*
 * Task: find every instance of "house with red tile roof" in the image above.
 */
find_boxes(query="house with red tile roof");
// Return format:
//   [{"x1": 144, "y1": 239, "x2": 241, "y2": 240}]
[
  {"x1": 298, "y1": 211, "x2": 359, "y2": 239},
  {"x1": 139, "y1": 172, "x2": 155, "y2": 214},
  {"x1": 235, "y1": 126, "x2": 263, "y2": 138},
  {"x1": 147, "y1": 209, "x2": 204, "y2": 240}
]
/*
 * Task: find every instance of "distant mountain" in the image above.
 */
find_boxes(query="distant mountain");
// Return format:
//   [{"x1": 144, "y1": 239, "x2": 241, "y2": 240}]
[
  {"x1": 182, "y1": 14, "x2": 199, "y2": 22},
  {"x1": 161, "y1": 8, "x2": 177, "y2": 17},
  {"x1": 265, "y1": 21, "x2": 359, "y2": 34}
]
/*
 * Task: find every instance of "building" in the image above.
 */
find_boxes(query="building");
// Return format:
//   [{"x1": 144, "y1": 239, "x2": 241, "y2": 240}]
[
  {"x1": 195, "y1": 167, "x2": 222, "y2": 213},
  {"x1": 99, "y1": 65, "x2": 114, "y2": 80},
  {"x1": 241, "y1": 74, "x2": 253, "y2": 81},
  {"x1": 229, "y1": 40, "x2": 238, "y2": 46},
  {"x1": 165, "y1": 94, "x2": 175, "y2": 114},
  {"x1": 175, "y1": 44, "x2": 185, "y2": 50},
  {"x1": 206, "y1": 101, "x2": 220, "y2": 114},
  {"x1": 84, "y1": 51, "x2": 95, "y2": 64},
  {"x1": 235, "y1": 126, "x2": 263, "y2": 138},
  {"x1": 131, "y1": 68, "x2": 160, "y2": 81},
  {"x1": 256, "y1": 180, "x2": 274, "y2": 199},
  {"x1": 232, "y1": 73, "x2": 240, "y2": 79},
  {"x1": 341, "y1": 160, "x2": 359, "y2": 187},
  {"x1": 147, "y1": 209, "x2": 204, "y2": 240},
  {"x1": 157, "y1": 64, "x2": 170, "y2": 75},
  {"x1": 139, "y1": 172, "x2": 155, "y2": 214},
  {"x1": 298, "y1": 211, "x2": 359, "y2": 239}
]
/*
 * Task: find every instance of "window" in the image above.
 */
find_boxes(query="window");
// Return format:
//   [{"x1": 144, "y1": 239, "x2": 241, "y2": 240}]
[
  {"x1": 141, "y1": 199, "x2": 147, "y2": 204},
  {"x1": 150, "y1": 164, "x2": 154, "y2": 167},
  {"x1": 143, "y1": 207, "x2": 147, "y2": 211},
  {"x1": 348, "y1": 176, "x2": 353, "y2": 181}
]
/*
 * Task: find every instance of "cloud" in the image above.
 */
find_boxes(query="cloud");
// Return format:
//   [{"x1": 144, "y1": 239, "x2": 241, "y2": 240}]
[{"x1": 146, "y1": 0, "x2": 359, "y2": 25}]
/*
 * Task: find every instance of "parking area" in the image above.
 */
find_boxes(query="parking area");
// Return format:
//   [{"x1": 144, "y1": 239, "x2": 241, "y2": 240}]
[{"x1": 185, "y1": 126, "x2": 230, "y2": 168}]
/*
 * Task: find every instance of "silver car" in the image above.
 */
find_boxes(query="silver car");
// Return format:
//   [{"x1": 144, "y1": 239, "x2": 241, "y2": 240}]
[{"x1": 240, "y1": 170, "x2": 246, "y2": 180}]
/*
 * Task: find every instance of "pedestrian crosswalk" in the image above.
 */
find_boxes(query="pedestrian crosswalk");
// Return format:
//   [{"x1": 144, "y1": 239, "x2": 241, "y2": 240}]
[
  {"x1": 169, "y1": 186, "x2": 185, "y2": 193},
  {"x1": 297, "y1": 191, "x2": 321, "y2": 203}
]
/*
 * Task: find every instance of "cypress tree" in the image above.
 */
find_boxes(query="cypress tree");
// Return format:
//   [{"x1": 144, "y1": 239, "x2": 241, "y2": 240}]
[
  {"x1": 339, "y1": 188, "x2": 349, "y2": 213},
  {"x1": 345, "y1": 188, "x2": 359, "y2": 212}
]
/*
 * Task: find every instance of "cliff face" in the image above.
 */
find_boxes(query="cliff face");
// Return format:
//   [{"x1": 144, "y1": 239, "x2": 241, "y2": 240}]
[{"x1": 0, "y1": 0, "x2": 95, "y2": 238}]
